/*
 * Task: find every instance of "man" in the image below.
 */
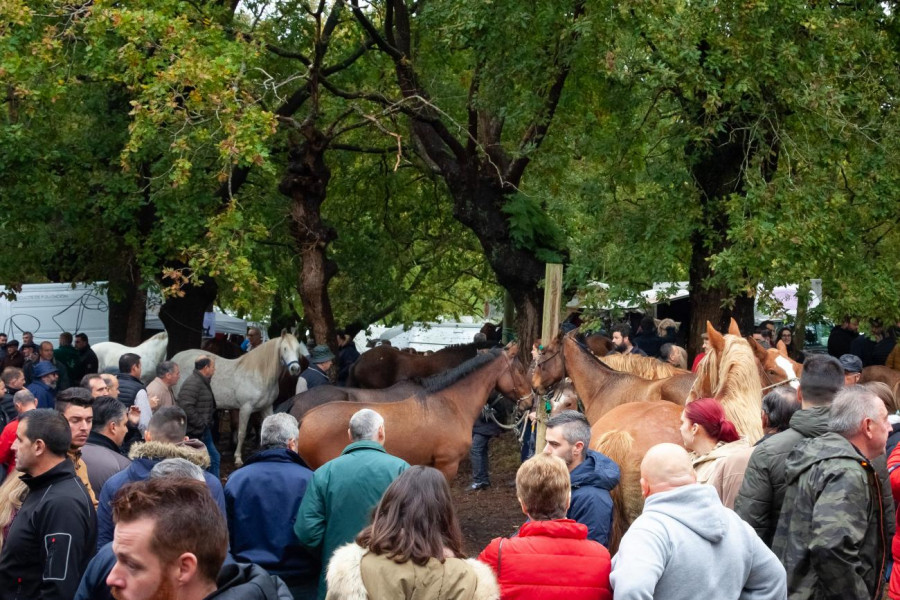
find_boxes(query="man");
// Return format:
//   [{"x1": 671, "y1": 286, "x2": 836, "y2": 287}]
[
  {"x1": 96, "y1": 405, "x2": 227, "y2": 549},
  {"x1": 839, "y1": 353, "x2": 863, "y2": 386},
  {"x1": 772, "y1": 386, "x2": 892, "y2": 599},
  {"x1": 20, "y1": 341, "x2": 38, "y2": 383},
  {"x1": 0, "y1": 366, "x2": 24, "y2": 424},
  {"x1": 55, "y1": 387, "x2": 98, "y2": 506},
  {"x1": 295, "y1": 344, "x2": 334, "y2": 394},
  {"x1": 72, "y1": 332, "x2": 99, "y2": 382},
  {"x1": 146, "y1": 360, "x2": 179, "y2": 412},
  {"x1": 0, "y1": 333, "x2": 7, "y2": 361},
  {"x1": 116, "y1": 353, "x2": 153, "y2": 432},
  {"x1": 225, "y1": 413, "x2": 315, "y2": 597},
  {"x1": 243, "y1": 326, "x2": 264, "y2": 352},
  {"x1": 735, "y1": 354, "x2": 844, "y2": 545},
  {"x1": 0, "y1": 409, "x2": 97, "y2": 600},
  {"x1": 22, "y1": 331, "x2": 34, "y2": 347},
  {"x1": 632, "y1": 316, "x2": 663, "y2": 357},
  {"x1": 543, "y1": 410, "x2": 620, "y2": 546},
  {"x1": 753, "y1": 326, "x2": 772, "y2": 349},
  {"x1": 27, "y1": 359, "x2": 59, "y2": 409},
  {"x1": 81, "y1": 396, "x2": 133, "y2": 493},
  {"x1": 828, "y1": 315, "x2": 859, "y2": 358},
  {"x1": 101, "y1": 373, "x2": 120, "y2": 399},
  {"x1": 610, "y1": 324, "x2": 647, "y2": 357},
  {"x1": 691, "y1": 332, "x2": 711, "y2": 373},
  {"x1": 0, "y1": 339, "x2": 23, "y2": 370},
  {"x1": 83, "y1": 373, "x2": 110, "y2": 397},
  {"x1": 0, "y1": 388, "x2": 37, "y2": 473},
  {"x1": 295, "y1": 408, "x2": 409, "y2": 599},
  {"x1": 177, "y1": 354, "x2": 220, "y2": 477},
  {"x1": 611, "y1": 443, "x2": 786, "y2": 599},
  {"x1": 469, "y1": 392, "x2": 505, "y2": 491},
  {"x1": 106, "y1": 477, "x2": 290, "y2": 600},
  {"x1": 40, "y1": 340, "x2": 70, "y2": 390},
  {"x1": 55, "y1": 331, "x2": 80, "y2": 385},
  {"x1": 336, "y1": 327, "x2": 361, "y2": 386}
]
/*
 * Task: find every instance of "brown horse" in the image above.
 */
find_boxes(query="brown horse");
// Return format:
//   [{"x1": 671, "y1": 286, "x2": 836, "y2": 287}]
[
  {"x1": 746, "y1": 336, "x2": 802, "y2": 391},
  {"x1": 532, "y1": 333, "x2": 693, "y2": 424},
  {"x1": 860, "y1": 365, "x2": 900, "y2": 399},
  {"x1": 297, "y1": 346, "x2": 533, "y2": 478},
  {"x1": 585, "y1": 333, "x2": 615, "y2": 356},
  {"x1": 287, "y1": 381, "x2": 424, "y2": 422},
  {"x1": 346, "y1": 341, "x2": 493, "y2": 388},
  {"x1": 599, "y1": 354, "x2": 690, "y2": 379}
]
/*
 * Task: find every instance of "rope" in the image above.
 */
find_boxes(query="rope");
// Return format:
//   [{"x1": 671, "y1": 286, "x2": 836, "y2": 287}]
[
  {"x1": 761, "y1": 376, "x2": 798, "y2": 391},
  {"x1": 487, "y1": 408, "x2": 529, "y2": 431}
]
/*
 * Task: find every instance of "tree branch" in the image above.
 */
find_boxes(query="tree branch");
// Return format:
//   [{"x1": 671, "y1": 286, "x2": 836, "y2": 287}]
[
  {"x1": 323, "y1": 38, "x2": 374, "y2": 76},
  {"x1": 331, "y1": 143, "x2": 397, "y2": 154},
  {"x1": 349, "y1": 0, "x2": 404, "y2": 61}
]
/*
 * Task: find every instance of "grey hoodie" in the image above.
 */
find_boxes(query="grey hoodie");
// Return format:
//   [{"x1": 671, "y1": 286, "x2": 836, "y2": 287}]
[{"x1": 611, "y1": 484, "x2": 786, "y2": 600}]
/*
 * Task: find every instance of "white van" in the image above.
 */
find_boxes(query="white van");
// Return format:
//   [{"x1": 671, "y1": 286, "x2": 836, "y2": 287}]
[{"x1": 0, "y1": 283, "x2": 110, "y2": 345}]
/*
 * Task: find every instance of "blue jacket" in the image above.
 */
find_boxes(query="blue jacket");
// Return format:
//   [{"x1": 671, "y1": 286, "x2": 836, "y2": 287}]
[
  {"x1": 96, "y1": 440, "x2": 226, "y2": 550},
  {"x1": 26, "y1": 379, "x2": 56, "y2": 409},
  {"x1": 225, "y1": 447, "x2": 315, "y2": 579},
  {"x1": 569, "y1": 449, "x2": 620, "y2": 547}
]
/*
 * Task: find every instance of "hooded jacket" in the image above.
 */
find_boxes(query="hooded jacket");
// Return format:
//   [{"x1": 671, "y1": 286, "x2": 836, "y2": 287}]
[
  {"x1": 735, "y1": 406, "x2": 831, "y2": 545},
  {"x1": 569, "y1": 449, "x2": 620, "y2": 546},
  {"x1": 225, "y1": 447, "x2": 315, "y2": 580},
  {"x1": 95, "y1": 440, "x2": 223, "y2": 550},
  {"x1": 0, "y1": 459, "x2": 97, "y2": 600},
  {"x1": 479, "y1": 519, "x2": 611, "y2": 600},
  {"x1": 772, "y1": 432, "x2": 887, "y2": 600},
  {"x1": 26, "y1": 378, "x2": 56, "y2": 410},
  {"x1": 611, "y1": 484, "x2": 786, "y2": 600},
  {"x1": 205, "y1": 563, "x2": 293, "y2": 600},
  {"x1": 327, "y1": 543, "x2": 499, "y2": 600}
]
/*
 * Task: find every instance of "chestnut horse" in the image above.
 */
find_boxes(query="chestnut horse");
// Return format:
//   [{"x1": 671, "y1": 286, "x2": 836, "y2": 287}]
[
  {"x1": 287, "y1": 381, "x2": 423, "y2": 422},
  {"x1": 532, "y1": 333, "x2": 694, "y2": 424},
  {"x1": 746, "y1": 336, "x2": 802, "y2": 390},
  {"x1": 860, "y1": 365, "x2": 900, "y2": 399},
  {"x1": 593, "y1": 320, "x2": 765, "y2": 553},
  {"x1": 297, "y1": 346, "x2": 533, "y2": 478},
  {"x1": 346, "y1": 341, "x2": 494, "y2": 388}
]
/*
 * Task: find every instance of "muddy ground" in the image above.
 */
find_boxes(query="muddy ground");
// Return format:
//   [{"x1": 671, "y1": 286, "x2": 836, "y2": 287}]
[{"x1": 218, "y1": 423, "x2": 524, "y2": 556}]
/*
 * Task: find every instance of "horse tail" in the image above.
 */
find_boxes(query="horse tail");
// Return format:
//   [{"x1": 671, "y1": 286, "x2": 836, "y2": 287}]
[{"x1": 594, "y1": 429, "x2": 635, "y2": 555}]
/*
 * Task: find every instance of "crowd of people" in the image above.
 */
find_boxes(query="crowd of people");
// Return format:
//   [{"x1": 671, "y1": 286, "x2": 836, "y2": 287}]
[{"x1": 0, "y1": 323, "x2": 899, "y2": 599}]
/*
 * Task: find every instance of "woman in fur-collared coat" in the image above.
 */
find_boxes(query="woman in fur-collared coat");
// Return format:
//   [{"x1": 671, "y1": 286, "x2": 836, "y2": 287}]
[{"x1": 325, "y1": 466, "x2": 499, "y2": 600}]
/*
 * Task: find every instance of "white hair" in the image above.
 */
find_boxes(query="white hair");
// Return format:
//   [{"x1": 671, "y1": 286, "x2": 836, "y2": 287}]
[
  {"x1": 829, "y1": 386, "x2": 884, "y2": 436},
  {"x1": 261, "y1": 413, "x2": 299, "y2": 448},
  {"x1": 149, "y1": 458, "x2": 205, "y2": 482},
  {"x1": 349, "y1": 409, "x2": 384, "y2": 441}
]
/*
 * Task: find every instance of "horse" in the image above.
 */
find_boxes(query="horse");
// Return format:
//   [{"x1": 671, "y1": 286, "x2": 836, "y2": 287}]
[
  {"x1": 593, "y1": 320, "x2": 764, "y2": 552},
  {"x1": 599, "y1": 353, "x2": 690, "y2": 379},
  {"x1": 346, "y1": 341, "x2": 494, "y2": 388},
  {"x1": 584, "y1": 333, "x2": 615, "y2": 356},
  {"x1": 171, "y1": 332, "x2": 304, "y2": 466},
  {"x1": 93, "y1": 331, "x2": 169, "y2": 384},
  {"x1": 860, "y1": 365, "x2": 900, "y2": 399},
  {"x1": 296, "y1": 345, "x2": 533, "y2": 479},
  {"x1": 746, "y1": 336, "x2": 802, "y2": 391},
  {"x1": 532, "y1": 333, "x2": 694, "y2": 424},
  {"x1": 287, "y1": 381, "x2": 424, "y2": 422}
]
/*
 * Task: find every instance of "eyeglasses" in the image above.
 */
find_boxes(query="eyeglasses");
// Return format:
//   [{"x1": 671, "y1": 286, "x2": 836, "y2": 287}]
[{"x1": 781, "y1": 333, "x2": 792, "y2": 338}]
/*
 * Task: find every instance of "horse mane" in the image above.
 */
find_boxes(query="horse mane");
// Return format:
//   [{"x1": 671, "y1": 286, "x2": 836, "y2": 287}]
[
  {"x1": 570, "y1": 335, "x2": 619, "y2": 372},
  {"x1": 235, "y1": 334, "x2": 293, "y2": 380},
  {"x1": 421, "y1": 349, "x2": 502, "y2": 393},
  {"x1": 434, "y1": 341, "x2": 495, "y2": 354},
  {"x1": 690, "y1": 335, "x2": 763, "y2": 443},
  {"x1": 600, "y1": 354, "x2": 688, "y2": 380}
]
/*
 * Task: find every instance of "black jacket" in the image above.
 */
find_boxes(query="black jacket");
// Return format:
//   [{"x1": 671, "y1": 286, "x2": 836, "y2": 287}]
[
  {"x1": 72, "y1": 347, "x2": 99, "y2": 383},
  {"x1": 0, "y1": 460, "x2": 97, "y2": 600},
  {"x1": 205, "y1": 563, "x2": 293, "y2": 600},
  {"x1": 116, "y1": 373, "x2": 144, "y2": 409},
  {"x1": 0, "y1": 388, "x2": 17, "y2": 428},
  {"x1": 178, "y1": 370, "x2": 216, "y2": 437}
]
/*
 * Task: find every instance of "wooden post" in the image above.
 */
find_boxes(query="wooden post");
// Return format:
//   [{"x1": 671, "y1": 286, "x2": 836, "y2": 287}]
[
  {"x1": 535, "y1": 263, "x2": 563, "y2": 454},
  {"x1": 502, "y1": 290, "x2": 516, "y2": 344}
]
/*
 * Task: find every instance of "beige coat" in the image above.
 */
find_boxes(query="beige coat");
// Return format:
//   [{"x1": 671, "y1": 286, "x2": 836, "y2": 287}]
[
  {"x1": 708, "y1": 444, "x2": 754, "y2": 508},
  {"x1": 146, "y1": 377, "x2": 175, "y2": 412},
  {"x1": 68, "y1": 449, "x2": 98, "y2": 507},
  {"x1": 690, "y1": 439, "x2": 751, "y2": 488},
  {"x1": 326, "y1": 543, "x2": 499, "y2": 600}
]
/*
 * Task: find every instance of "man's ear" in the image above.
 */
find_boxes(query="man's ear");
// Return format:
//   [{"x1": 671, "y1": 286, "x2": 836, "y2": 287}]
[
  {"x1": 347, "y1": 428, "x2": 353, "y2": 443},
  {"x1": 640, "y1": 477, "x2": 650, "y2": 498},
  {"x1": 174, "y1": 552, "x2": 199, "y2": 585},
  {"x1": 574, "y1": 440, "x2": 585, "y2": 458}
]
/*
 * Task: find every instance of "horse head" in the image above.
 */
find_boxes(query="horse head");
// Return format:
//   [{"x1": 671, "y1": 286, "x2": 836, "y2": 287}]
[
  {"x1": 748, "y1": 336, "x2": 800, "y2": 390},
  {"x1": 532, "y1": 336, "x2": 565, "y2": 394},
  {"x1": 498, "y1": 345, "x2": 534, "y2": 410},
  {"x1": 279, "y1": 333, "x2": 303, "y2": 376},
  {"x1": 548, "y1": 379, "x2": 579, "y2": 416}
]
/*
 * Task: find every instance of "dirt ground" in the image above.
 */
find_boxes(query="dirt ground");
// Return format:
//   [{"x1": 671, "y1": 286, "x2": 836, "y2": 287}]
[{"x1": 218, "y1": 421, "x2": 524, "y2": 555}]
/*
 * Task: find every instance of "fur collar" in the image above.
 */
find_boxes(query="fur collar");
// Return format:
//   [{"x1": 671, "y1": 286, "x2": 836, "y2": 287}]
[
  {"x1": 127, "y1": 440, "x2": 211, "y2": 468},
  {"x1": 326, "y1": 543, "x2": 499, "y2": 600}
]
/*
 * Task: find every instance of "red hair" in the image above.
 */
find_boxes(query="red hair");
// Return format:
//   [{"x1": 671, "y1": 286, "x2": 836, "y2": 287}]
[{"x1": 685, "y1": 398, "x2": 740, "y2": 443}]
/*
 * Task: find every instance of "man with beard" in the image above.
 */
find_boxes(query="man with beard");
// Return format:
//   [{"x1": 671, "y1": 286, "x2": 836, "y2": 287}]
[
  {"x1": 55, "y1": 387, "x2": 98, "y2": 506},
  {"x1": 40, "y1": 340, "x2": 71, "y2": 391},
  {"x1": 610, "y1": 324, "x2": 647, "y2": 357},
  {"x1": 106, "y1": 477, "x2": 290, "y2": 600},
  {"x1": 27, "y1": 360, "x2": 59, "y2": 409},
  {"x1": 543, "y1": 410, "x2": 621, "y2": 546},
  {"x1": 0, "y1": 409, "x2": 97, "y2": 600},
  {"x1": 0, "y1": 339, "x2": 23, "y2": 370}
]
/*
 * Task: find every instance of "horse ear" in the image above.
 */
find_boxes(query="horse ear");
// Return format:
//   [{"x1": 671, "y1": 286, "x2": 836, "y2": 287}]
[
  {"x1": 707, "y1": 321, "x2": 725, "y2": 354},
  {"x1": 776, "y1": 340, "x2": 789, "y2": 357},
  {"x1": 728, "y1": 318, "x2": 741, "y2": 337},
  {"x1": 746, "y1": 335, "x2": 768, "y2": 363}
]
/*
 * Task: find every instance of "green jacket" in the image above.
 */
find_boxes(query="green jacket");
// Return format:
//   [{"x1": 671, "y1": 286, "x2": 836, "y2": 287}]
[
  {"x1": 294, "y1": 440, "x2": 409, "y2": 600},
  {"x1": 772, "y1": 432, "x2": 887, "y2": 600}
]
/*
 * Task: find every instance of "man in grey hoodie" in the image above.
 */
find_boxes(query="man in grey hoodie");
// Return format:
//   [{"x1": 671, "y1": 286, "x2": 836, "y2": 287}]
[{"x1": 611, "y1": 443, "x2": 786, "y2": 600}]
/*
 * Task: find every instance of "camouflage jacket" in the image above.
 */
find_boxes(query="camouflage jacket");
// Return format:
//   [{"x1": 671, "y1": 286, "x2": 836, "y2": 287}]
[{"x1": 772, "y1": 432, "x2": 887, "y2": 600}]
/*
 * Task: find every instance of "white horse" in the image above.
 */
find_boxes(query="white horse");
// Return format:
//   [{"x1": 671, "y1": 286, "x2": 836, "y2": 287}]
[
  {"x1": 93, "y1": 332, "x2": 169, "y2": 384},
  {"x1": 171, "y1": 332, "x2": 304, "y2": 466}
]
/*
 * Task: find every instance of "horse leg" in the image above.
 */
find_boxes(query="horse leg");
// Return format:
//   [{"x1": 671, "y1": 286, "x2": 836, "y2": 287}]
[{"x1": 234, "y1": 405, "x2": 253, "y2": 468}]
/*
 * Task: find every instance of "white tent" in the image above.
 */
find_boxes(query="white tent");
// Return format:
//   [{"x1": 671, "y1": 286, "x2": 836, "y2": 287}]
[{"x1": 144, "y1": 310, "x2": 248, "y2": 336}]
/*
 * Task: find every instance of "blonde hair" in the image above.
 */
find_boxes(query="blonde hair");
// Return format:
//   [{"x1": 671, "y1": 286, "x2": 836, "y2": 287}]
[
  {"x1": 516, "y1": 454, "x2": 570, "y2": 520},
  {"x1": 669, "y1": 345, "x2": 688, "y2": 370},
  {"x1": 657, "y1": 318, "x2": 678, "y2": 337},
  {"x1": 0, "y1": 472, "x2": 27, "y2": 553},
  {"x1": 864, "y1": 381, "x2": 897, "y2": 414}
]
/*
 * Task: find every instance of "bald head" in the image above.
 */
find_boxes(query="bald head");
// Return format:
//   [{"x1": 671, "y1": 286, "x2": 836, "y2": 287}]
[{"x1": 640, "y1": 443, "x2": 696, "y2": 498}]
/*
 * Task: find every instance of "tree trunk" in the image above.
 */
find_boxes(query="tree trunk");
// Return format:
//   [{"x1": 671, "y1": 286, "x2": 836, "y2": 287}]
[
  {"x1": 278, "y1": 131, "x2": 338, "y2": 351},
  {"x1": 793, "y1": 280, "x2": 812, "y2": 353},
  {"x1": 159, "y1": 275, "x2": 218, "y2": 358},
  {"x1": 107, "y1": 284, "x2": 147, "y2": 345}
]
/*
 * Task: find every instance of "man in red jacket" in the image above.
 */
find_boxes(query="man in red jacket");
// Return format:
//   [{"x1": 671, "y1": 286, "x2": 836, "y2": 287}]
[{"x1": 479, "y1": 453, "x2": 612, "y2": 600}]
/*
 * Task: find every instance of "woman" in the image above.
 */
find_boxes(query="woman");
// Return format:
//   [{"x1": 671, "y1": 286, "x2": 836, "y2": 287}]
[
  {"x1": 0, "y1": 472, "x2": 27, "y2": 553},
  {"x1": 326, "y1": 466, "x2": 499, "y2": 600},
  {"x1": 661, "y1": 343, "x2": 688, "y2": 370},
  {"x1": 778, "y1": 327, "x2": 806, "y2": 363},
  {"x1": 680, "y1": 398, "x2": 748, "y2": 500}
]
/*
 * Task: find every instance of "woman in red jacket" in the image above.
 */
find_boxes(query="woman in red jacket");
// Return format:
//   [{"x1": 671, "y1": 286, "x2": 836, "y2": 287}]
[{"x1": 478, "y1": 453, "x2": 612, "y2": 600}]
